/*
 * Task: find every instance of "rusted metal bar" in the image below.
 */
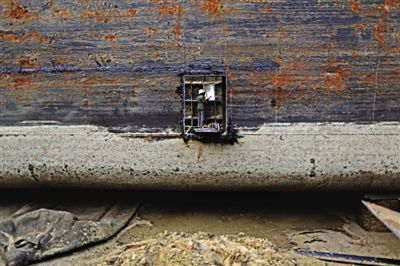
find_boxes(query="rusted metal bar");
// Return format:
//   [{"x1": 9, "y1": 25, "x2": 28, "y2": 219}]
[{"x1": 296, "y1": 248, "x2": 400, "y2": 265}]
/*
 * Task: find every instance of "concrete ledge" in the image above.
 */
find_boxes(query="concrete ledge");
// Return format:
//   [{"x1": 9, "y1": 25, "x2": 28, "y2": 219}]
[{"x1": 0, "y1": 123, "x2": 399, "y2": 190}]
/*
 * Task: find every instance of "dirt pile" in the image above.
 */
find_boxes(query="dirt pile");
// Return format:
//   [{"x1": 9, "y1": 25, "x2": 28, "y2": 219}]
[{"x1": 96, "y1": 232, "x2": 329, "y2": 266}]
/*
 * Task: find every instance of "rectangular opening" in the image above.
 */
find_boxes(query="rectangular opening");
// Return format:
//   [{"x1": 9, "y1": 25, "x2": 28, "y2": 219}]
[{"x1": 182, "y1": 75, "x2": 227, "y2": 137}]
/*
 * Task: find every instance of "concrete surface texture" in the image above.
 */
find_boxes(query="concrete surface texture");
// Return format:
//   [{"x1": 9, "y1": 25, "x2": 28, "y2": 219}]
[{"x1": 0, "y1": 123, "x2": 399, "y2": 190}]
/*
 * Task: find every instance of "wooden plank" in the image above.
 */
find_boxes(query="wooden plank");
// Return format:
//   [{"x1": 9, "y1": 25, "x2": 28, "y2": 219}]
[{"x1": 362, "y1": 201, "x2": 400, "y2": 239}]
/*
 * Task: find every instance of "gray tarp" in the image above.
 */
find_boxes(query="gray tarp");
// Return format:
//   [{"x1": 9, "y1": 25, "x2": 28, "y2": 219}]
[{"x1": 0, "y1": 191, "x2": 139, "y2": 266}]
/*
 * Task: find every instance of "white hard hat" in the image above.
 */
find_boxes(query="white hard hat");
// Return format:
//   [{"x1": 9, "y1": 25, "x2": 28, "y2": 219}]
[{"x1": 199, "y1": 89, "x2": 205, "y2": 94}]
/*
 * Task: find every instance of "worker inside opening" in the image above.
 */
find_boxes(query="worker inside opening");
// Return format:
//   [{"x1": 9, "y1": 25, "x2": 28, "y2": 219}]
[{"x1": 196, "y1": 89, "x2": 208, "y2": 127}]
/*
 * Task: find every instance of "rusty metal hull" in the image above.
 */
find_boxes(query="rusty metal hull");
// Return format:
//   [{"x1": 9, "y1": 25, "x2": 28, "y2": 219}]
[
  {"x1": 0, "y1": 123, "x2": 399, "y2": 190},
  {"x1": 1, "y1": 0, "x2": 399, "y2": 131}
]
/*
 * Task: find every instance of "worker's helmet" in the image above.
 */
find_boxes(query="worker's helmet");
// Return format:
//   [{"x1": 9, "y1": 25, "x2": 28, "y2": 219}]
[{"x1": 198, "y1": 89, "x2": 205, "y2": 94}]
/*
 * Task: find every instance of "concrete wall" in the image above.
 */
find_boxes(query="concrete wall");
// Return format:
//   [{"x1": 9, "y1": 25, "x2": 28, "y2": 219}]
[{"x1": 1, "y1": 123, "x2": 399, "y2": 190}]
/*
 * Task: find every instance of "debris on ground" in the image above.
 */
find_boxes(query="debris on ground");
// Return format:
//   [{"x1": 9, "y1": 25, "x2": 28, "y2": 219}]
[
  {"x1": 96, "y1": 231, "x2": 332, "y2": 266},
  {"x1": 0, "y1": 202, "x2": 139, "y2": 266}
]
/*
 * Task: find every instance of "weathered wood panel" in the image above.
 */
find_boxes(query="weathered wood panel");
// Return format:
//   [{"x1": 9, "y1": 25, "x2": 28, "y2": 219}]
[{"x1": 1, "y1": 0, "x2": 399, "y2": 131}]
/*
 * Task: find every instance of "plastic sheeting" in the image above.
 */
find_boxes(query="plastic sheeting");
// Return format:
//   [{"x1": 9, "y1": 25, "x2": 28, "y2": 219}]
[{"x1": 0, "y1": 191, "x2": 140, "y2": 266}]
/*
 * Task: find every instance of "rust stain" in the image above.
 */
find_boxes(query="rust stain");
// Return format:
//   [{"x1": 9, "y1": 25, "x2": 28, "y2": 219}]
[
  {"x1": 283, "y1": 63, "x2": 305, "y2": 71},
  {"x1": 80, "y1": 10, "x2": 109, "y2": 23},
  {"x1": 354, "y1": 23, "x2": 365, "y2": 31},
  {"x1": 373, "y1": 0, "x2": 398, "y2": 46},
  {"x1": 348, "y1": 0, "x2": 361, "y2": 14},
  {"x1": 388, "y1": 46, "x2": 400, "y2": 55},
  {"x1": 261, "y1": 6, "x2": 272, "y2": 13},
  {"x1": 128, "y1": 8, "x2": 137, "y2": 17},
  {"x1": 0, "y1": 74, "x2": 38, "y2": 91},
  {"x1": 382, "y1": 0, "x2": 397, "y2": 12},
  {"x1": 203, "y1": 0, "x2": 222, "y2": 15},
  {"x1": 320, "y1": 44, "x2": 351, "y2": 91},
  {"x1": 311, "y1": 83, "x2": 320, "y2": 90},
  {"x1": 224, "y1": 7, "x2": 237, "y2": 14},
  {"x1": 269, "y1": 74, "x2": 294, "y2": 87},
  {"x1": 51, "y1": 8, "x2": 72, "y2": 21},
  {"x1": 0, "y1": 31, "x2": 19, "y2": 43},
  {"x1": 374, "y1": 19, "x2": 386, "y2": 46},
  {"x1": 267, "y1": 82, "x2": 310, "y2": 109},
  {"x1": 80, "y1": 5, "x2": 138, "y2": 23},
  {"x1": 12, "y1": 76, "x2": 32, "y2": 89},
  {"x1": 1, "y1": 31, "x2": 48, "y2": 44},
  {"x1": 171, "y1": 28, "x2": 181, "y2": 37},
  {"x1": 17, "y1": 57, "x2": 39, "y2": 68},
  {"x1": 275, "y1": 30, "x2": 287, "y2": 38},
  {"x1": 26, "y1": 31, "x2": 48, "y2": 44},
  {"x1": 3, "y1": 1, "x2": 38, "y2": 25},
  {"x1": 219, "y1": 24, "x2": 229, "y2": 31},
  {"x1": 147, "y1": 27, "x2": 157, "y2": 36},
  {"x1": 357, "y1": 74, "x2": 376, "y2": 87},
  {"x1": 9, "y1": 5, "x2": 29, "y2": 19},
  {"x1": 158, "y1": 1, "x2": 184, "y2": 17},
  {"x1": 323, "y1": 66, "x2": 351, "y2": 91},
  {"x1": 165, "y1": 40, "x2": 180, "y2": 48},
  {"x1": 52, "y1": 56, "x2": 70, "y2": 65},
  {"x1": 80, "y1": 77, "x2": 126, "y2": 90},
  {"x1": 105, "y1": 34, "x2": 118, "y2": 42},
  {"x1": 274, "y1": 87, "x2": 292, "y2": 108}
]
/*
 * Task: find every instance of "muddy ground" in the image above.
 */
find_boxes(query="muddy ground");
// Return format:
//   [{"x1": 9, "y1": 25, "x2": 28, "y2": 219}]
[{"x1": 0, "y1": 190, "x2": 399, "y2": 265}]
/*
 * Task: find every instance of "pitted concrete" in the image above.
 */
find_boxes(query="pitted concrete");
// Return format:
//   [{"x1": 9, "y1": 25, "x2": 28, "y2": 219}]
[{"x1": 0, "y1": 123, "x2": 399, "y2": 190}]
